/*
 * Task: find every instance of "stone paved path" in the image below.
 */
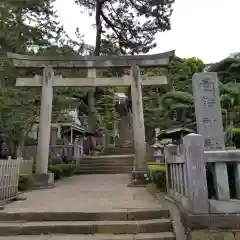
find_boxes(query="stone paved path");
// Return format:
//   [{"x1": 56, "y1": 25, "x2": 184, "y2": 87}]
[{"x1": 2, "y1": 174, "x2": 162, "y2": 213}]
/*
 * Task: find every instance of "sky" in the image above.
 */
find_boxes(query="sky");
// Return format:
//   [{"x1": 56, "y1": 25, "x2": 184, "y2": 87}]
[{"x1": 55, "y1": 0, "x2": 240, "y2": 63}]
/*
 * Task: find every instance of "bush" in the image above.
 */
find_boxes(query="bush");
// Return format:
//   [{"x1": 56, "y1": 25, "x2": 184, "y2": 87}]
[
  {"x1": 49, "y1": 156, "x2": 76, "y2": 165},
  {"x1": 24, "y1": 136, "x2": 38, "y2": 146},
  {"x1": 48, "y1": 164, "x2": 75, "y2": 180},
  {"x1": 18, "y1": 174, "x2": 33, "y2": 191},
  {"x1": 152, "y1": 171, "x2": 166, "y2": 191},
  {"x1": 232, "y1": 130, "x2": 240, "y2": 149},
  {"x1": 147, "y1": 163, "x2": 166, "y2": 191}
]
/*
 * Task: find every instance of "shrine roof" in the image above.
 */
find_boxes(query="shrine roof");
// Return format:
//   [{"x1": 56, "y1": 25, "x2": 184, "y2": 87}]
[{"x1": 157, "y1": 127, "x2": 194, "y2": 141}]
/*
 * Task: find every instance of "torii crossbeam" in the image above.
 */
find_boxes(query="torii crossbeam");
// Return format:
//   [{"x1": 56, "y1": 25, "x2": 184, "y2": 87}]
[{"x1": 8, "y1": 50, "x2": 174, "y2": 187}]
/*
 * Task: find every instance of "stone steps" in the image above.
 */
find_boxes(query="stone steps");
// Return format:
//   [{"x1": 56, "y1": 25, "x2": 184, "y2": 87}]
[
  {"x1": 102, "y1": 147, "x2": 134, "y2": 155},
  {"x1": 0, "y1": 209, "x2": 175, "y2": 239},
  {"x1": 0, "y1": 232, "x2": 175, "y2": 240},
  {"x1": 0, "y1": 219, "x2": 173, "y2": 235},
  {"x1": 0, "y1": 209, "x2": 170, "y2": 221},
  {"x1": 79, "y1": 162, "x2": 133, "y2": 167},
  {"x1": 80, "y1": 159, "x2": 133, "y2": 165},
  {"x1": 79, "y1": 155, "x2": 134, "y2": 174},
  {"x1": 77, "y1": 168, "x2": 133, "y2": 174},
  {"x1": 83, "y1": 155, "x2": 134, "y2": 160}
]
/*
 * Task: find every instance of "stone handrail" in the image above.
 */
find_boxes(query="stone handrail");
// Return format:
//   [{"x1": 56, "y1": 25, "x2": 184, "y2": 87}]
[{"x1": 165, "y1": 133, "x2": 240, "y2": 214}]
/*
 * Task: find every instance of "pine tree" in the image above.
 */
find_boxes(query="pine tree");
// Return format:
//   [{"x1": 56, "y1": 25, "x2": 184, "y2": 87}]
[{"x1": 75, "y1": 0, "x2": 175, "y2": 55}]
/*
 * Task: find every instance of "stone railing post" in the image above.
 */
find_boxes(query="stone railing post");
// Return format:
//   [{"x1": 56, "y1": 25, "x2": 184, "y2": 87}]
[
  {"x1": 183, "y1": 133, "x2": 209, "y2": 214},
  {"x1": 164, "y1": 143, "x2": 178, "y2": 193}
]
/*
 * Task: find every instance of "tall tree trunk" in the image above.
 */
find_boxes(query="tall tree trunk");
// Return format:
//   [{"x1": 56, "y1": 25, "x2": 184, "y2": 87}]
[
  {"x1": 87, "y1": 0, "x2": 102, "y2": 150},
  {"x1": 94, "y1": 0, "x2": 102, "y2": 56}
]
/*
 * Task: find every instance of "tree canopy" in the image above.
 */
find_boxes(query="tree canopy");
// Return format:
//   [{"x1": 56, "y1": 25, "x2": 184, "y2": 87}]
[
  {"x1": 74, "y1": 0, "x2": 174, "y2": 55},
  {"x1": 0, "y1": 0, "x2": 87, "y2": 152}
]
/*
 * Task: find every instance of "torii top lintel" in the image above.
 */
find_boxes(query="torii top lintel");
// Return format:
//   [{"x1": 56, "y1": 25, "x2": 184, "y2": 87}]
[{"x1": 7, "y1": 50, "x2": 175, "y2": 68}]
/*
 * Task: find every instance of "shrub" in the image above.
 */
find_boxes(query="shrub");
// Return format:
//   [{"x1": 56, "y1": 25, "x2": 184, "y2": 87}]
[
  {"x1": 24, "y1": 137, "x2": 38, "y2": 146},
  {"x1": 18, "y1": 174, "x2": 33, "y2": 191},
  {"x1": 147, "y1": 163, "x2": 166, "y2": 191},
  {"x1": 48, "y1": 164, "x2": 75, "y2": 180},
  {"x1": 152, "y1": 171, "x2": 166, "y2": 191},
  {"x1": 232, "y1": 130, "x2": 240, "y2": 149}
]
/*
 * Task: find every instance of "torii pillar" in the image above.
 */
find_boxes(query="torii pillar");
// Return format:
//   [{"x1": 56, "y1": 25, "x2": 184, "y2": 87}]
[
  {"x1": 34, "y1": 66, "x2": 54, "y2": 187},
  {"x1": 129, "y1": 65, "x2": 148, "y2": 186}
]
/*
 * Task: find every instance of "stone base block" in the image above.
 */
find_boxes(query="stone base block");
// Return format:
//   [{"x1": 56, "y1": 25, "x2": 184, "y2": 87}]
[
  {"x1": 32, "y1": 172, "x2": 54, "y2": 189},
  {"x1": 128, "y1": 170, "x2": 149, "y2": 187}
]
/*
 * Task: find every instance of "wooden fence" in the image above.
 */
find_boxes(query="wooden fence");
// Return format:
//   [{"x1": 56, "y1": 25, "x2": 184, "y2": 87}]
[
  {"x1": 0, "y1": 158, "x2": 20, "y2": 203},
  {"x1": 0, "y1": 157, "x2": 35, "y2": 204},
  {"x1": 165, "y1": 133, "x2": 240, "y2": 214},
  {"x1": 0, "y1": 141, "x2": 84, "y2": 204}
]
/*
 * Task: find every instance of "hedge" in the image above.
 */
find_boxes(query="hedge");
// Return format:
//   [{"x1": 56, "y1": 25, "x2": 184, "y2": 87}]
[
  {"x1": 147, "y1": 163, "x2": 166, "y2": 191},
  {"x1": 48, "y1": 164, "x2": 76, "y2": 180},
  {"x1": 18, "y1": 174, "x2": 34, "y2": 191}
]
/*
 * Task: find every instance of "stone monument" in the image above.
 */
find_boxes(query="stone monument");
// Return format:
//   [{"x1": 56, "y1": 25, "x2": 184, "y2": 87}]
[
  {"x1": 192, "y1": 72, "x2": 225, "y2": 151},
  {"x1": 152, "y1": 128, "x2": 164, "y2": 163}
]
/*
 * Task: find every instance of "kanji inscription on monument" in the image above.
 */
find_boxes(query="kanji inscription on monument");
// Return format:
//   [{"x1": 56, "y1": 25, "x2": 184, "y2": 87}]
[{"x1": 192, "y1": 72, "x2": 225, "y2": 151}]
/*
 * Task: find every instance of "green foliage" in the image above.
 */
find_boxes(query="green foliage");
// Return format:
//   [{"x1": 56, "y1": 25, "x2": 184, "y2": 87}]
[
  {"x1": 148, "y1": 163, "x2": 166, "y2": 178},
  {"x1": 143, "y1": 54, "x2": 240, "y2": 147},
  {"x1": 0, "y1": 1, "x2": 91, "y2": 152},
  {"x1": 142, "y1": 56, "x2": 203, "y2": 131},
  {"x1": 210, "y1": 56, "x2": 240, "y2": 145},
  {"x1": 75, "y1": 0, "x2": 175, "y2": 55},
  {"x1": 209, "y1": 57, "x2": 240, "y2": 84},
  {"x1": 24, "y1": 137, "x2": 38, "y2": 146},
  {"x1": 232, "y1": 131, "x2": 240, "y2": 148},
  {"x1": 232, "y1": 128, "x2": 240, "y2": 133},
  {"x1": 48, "y1": 164, "x2": 75, "y2": 180},
  {"x1": 147, "y1": 164, "x2": 166, "y2": 191},
  {"x1": 96, "y1": 88, "x2": 119, "y2": 133},
  {"x1": 18, "y1": 174, "x2": 33, "y2": 191},
  {"x1": 74, "y1": 0, "x2": 176, "y2": 135}
]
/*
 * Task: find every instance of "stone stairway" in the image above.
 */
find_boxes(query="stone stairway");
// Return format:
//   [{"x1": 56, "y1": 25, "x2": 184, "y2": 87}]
[
  {"x1": 77, "y1": 154, "x2": 134, "y2": 174},
  {"x1": 101, "y1": 145, "x2": 134, "y2": 155},
  {"x1": 0, "y1": 209, "x2": 175, "y2": 239}
]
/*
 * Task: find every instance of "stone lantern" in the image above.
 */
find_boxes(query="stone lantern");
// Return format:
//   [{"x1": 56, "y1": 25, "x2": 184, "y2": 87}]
[{"x1": 152, "y1": 128, "x2": 164, "y2": 163}]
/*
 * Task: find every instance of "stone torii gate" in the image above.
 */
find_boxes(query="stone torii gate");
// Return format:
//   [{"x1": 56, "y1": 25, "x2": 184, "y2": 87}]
[{"x1": 8, "y1": 51, "x2": 174, "y2": 187}]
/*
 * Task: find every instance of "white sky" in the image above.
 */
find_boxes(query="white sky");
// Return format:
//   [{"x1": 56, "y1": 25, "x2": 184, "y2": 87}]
[{"x1": 55, "y1": 0, "x2": 240, "y2": 63}]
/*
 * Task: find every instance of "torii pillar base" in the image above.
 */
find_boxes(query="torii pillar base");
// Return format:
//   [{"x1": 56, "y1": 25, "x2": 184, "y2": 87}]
[
  {"x1": 128, "y1": 170, "x2": 149, "y2": 187},
  {"x1": 32, "y1": 173, "x2": 55, "y2": 189}
]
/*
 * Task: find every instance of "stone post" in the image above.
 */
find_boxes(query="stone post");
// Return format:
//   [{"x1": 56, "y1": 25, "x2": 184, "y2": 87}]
[
  {"x1": 35, "y1": 66, "x2": 54, "y2": 187},
  {"x1": 183, "y1": 133, "x2": 209, "y2": 213},
  {"x1": 129, "y1": 64, "x2": 148, "y2": 186}
]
